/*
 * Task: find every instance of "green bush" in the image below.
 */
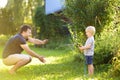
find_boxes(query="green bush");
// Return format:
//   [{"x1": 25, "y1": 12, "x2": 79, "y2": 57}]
[
  {"x1": 94, "y1": 30, "x2": 120, "y2": 64},
  {"x1": 64, "y1": 0, "x2": 109, "y2": 34},
  {"x1": 109, "y1": 51, "x2": 120, "y2": 77},
  {"x1": 94, "y1": 0, "x2": 120, "y2": 64}
]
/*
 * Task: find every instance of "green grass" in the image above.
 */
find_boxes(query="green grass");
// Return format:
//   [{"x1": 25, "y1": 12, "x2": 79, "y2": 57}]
[{"x1": 0, "y1": 46, "x2": 119, "y2": 80}]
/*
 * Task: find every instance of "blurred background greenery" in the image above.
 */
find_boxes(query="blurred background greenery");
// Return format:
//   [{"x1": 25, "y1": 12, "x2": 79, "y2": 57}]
[{"x1": 0, "y1": 0, "x2": 120, "y2": 78}]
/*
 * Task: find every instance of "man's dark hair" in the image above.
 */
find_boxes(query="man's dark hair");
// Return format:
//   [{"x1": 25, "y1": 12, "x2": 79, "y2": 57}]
[{"x1": 19, "y1": 24, "x2": 32, "y2": 33}]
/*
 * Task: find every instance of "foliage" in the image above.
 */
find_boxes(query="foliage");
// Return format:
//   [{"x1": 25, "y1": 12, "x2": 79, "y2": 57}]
[
  {"x1": 64, "y1": 0, "x2": 109, "y2": 34},
  {"x1": 0, "y1": 9, "x2": 16, "y2": 34},
  {"x1": 0, "y1": 0, "x2": 44, "y2": 35},
  {"x1": 0, "y1": 0, "x2": 25, "y2": 35},
  {"x1": 33, "y1": 6, "x2": 70, "y2": 48},
  {"x1": 94, "y1": 30, "x2": 120, "y2": 64},
  {"x1": 94, "y1": 0, "x2": 120, "y2": 64},
  {"x1": 0, "y1": 35, "x2": 11, "y2": 45},
  {"x1": 67, "y1": 24, "x2": 86, "y2": 62},
  {"x1": 24, "y1": 0, "x2": 44, "y2": 24},
  {"x1": 33, "y1": 6, "x2": 44, "y2": 26},
  {"x1": 109, "y1": 0, "x2": 120, "y2": 76},
  {"x1": 12, "y1": 0, "x2": 24, "y2": 26},
  {"x1": 109, "y1": 51, "x2": 120, "y2": 77}
]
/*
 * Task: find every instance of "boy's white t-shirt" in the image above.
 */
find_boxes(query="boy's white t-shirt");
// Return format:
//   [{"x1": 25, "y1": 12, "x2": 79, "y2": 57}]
[{"x1": 84, "y1": 36, "x2": 94, "y2": 56}]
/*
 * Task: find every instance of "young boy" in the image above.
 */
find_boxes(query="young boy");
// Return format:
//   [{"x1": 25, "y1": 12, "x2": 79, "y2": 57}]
[{"x1": 79, "y1": 26, "x2": 95, "y2": 77}]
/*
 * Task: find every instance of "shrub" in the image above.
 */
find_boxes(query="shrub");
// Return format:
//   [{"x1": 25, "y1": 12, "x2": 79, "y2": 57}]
[
  {"x1": 109, "y1": 51, "x2": 120, "y2": 77},
  {"x1": 94, "y1": 30, "x2": 120, "y2": 64}
]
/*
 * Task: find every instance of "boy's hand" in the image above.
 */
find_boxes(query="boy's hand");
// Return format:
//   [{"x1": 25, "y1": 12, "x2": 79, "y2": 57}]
[
  {"x1": 76, "y1": 43, "x2": 82, "y2": 47},
  {"x1": 79, "y1": 46, "x2": 84, "y2": 51}
]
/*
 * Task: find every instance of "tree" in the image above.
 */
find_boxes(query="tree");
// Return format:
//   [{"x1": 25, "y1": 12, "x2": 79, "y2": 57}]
[
  {"x1": 0, "y1": 9, "x2": 15, "y2": 34},
  {"x1": 0, "y1": 0, "x2": 43, "y2": 35},
  {"x1": 0, "y1": 0, "x2": 24, "y2": 35},
  {"x1": 65, "y1": 0, "x2": 110, "y2": 34}
]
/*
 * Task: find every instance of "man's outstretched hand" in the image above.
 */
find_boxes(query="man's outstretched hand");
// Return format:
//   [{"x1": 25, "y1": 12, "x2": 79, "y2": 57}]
[
  {"x1": 43, "y1": 39, "x2": 48, "y2": 44},
  {"x1": 38, "y1": 56, "x2": 46, "y2": 63}
]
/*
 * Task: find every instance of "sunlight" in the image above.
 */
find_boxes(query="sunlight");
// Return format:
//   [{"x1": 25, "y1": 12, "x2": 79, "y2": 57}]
[
  {"x1": 74, "y1": 77, "x2": 98, "y2": 80},
  {"x1": 27, "y1": 56, "x2": 61, "y2": 66},
  {"x1": 0, "y1": 56, "x2": 61, "y2": 70},
  {"x1": 0, "y1": 0, "x2": 8, "y2": 8},
  {"x1": 0, "y1": 59, "x2": 12, "y2": 70}
]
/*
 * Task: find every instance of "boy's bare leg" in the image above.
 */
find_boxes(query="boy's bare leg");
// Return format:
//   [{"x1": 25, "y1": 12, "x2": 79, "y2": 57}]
[{"x1": 88, "y1": 64, "x2": 94, "y2": 77}]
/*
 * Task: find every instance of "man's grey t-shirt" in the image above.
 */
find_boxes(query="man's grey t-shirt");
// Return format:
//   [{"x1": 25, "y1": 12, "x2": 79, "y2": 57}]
[
  {"x1": 2, "y1": 34, "x2": 26, "y2": 58},
  {"x1": 84, "y1": 36, "x2": 94, "y2": 56}
]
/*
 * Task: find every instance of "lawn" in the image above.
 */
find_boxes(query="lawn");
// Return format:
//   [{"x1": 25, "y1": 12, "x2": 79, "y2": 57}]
[{"x1": 0, "y1": 46, "x2": 118, "y2": 80}]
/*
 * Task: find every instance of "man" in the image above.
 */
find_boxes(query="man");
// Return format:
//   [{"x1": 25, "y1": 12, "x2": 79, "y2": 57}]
[{"x1": 2, "y1": 24, "x2": 48, "y2": 74}]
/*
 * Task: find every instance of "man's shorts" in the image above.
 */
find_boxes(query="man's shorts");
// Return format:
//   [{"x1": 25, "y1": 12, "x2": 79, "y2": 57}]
[
  {"x1": 85, "y1": 56, "x2": 93, "y2": 65},
  {"x1": 3, "y1": 54, "x2": 31, "y2": 66}
]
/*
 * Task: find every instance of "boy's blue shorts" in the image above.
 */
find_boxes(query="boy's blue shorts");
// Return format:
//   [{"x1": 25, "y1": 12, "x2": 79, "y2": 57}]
[{"x1": 85, "y1": 56, "x2": 93, "y2": 65}]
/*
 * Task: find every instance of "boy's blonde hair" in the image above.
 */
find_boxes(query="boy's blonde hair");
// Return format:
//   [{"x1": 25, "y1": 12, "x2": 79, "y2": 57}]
[{"x1": 85, "y1": 26, "x2": 96, "y2": 35}]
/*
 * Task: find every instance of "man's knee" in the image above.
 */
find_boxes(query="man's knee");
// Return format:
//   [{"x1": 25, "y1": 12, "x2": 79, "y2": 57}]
[
  {"x1": 24, "y1": 56, "x2": 32, "y2": 63},
  {"x1": 28, "y1": 56, "x2": 32, "y2": 63}
]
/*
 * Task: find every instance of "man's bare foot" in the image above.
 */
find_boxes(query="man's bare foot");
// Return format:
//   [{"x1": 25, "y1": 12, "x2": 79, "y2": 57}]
[{"x1": 9, "y1": 69, "x2": 16, "y2": 75}]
